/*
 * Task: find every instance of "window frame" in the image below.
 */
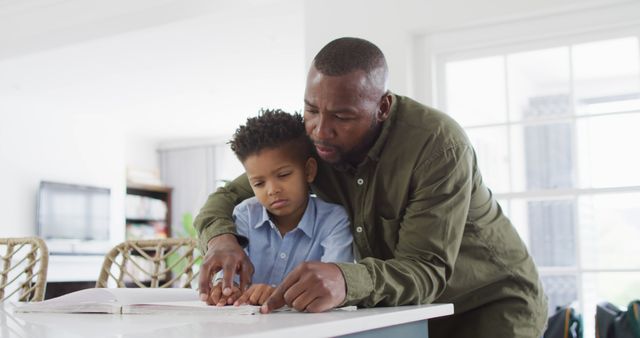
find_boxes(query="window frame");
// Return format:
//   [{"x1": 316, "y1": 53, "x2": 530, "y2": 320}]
[{"x1": 418, "y1": 3, "x2": 640, "y2": 335}]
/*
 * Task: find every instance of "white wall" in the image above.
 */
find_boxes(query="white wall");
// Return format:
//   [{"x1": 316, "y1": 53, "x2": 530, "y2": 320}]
[
  {"x1": 126, "y1": 136, "x2": 160, "y2": 174},
  {"x1": 0, "y1": 109, "x2": 126, "y2": 239},
  {"x1": 0, "y1": 0, "x2": 305, "y2": 238}
]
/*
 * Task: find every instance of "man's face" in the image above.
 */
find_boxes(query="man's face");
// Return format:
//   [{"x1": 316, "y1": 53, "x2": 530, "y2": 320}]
[{"x1": 304, "y1": 67, "x2": 388, "y2": 165}]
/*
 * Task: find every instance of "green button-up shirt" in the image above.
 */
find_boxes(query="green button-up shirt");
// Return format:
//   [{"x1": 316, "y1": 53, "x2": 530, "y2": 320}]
[{"x1": 195, "y1": 94, "x2": 547, "y2": 325}]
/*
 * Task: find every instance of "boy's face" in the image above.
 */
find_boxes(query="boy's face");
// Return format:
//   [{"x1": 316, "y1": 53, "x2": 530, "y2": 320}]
[{"x1": 242, "y1": 145, "x2": 317, "y2": 226}]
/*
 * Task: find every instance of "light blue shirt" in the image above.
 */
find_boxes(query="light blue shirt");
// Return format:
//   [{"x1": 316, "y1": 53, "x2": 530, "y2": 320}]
[{"x1": 233, "y1": 195, "x2": 354, "y2": 286}]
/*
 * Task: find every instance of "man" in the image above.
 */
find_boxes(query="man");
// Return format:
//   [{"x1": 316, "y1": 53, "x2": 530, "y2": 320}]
[{"x1": 195, "y1": 37, "x2": 548, "y2": 337}]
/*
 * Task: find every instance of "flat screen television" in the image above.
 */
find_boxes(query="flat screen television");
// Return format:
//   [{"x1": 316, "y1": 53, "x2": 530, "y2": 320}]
[{"x1": 37, "y1": 181, "x2": 112, "y2": 255}]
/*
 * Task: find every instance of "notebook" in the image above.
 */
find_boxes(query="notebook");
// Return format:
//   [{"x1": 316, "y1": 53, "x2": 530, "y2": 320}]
[{"x1": 14, "y1": 288, "x2": 260, "y2": 315}]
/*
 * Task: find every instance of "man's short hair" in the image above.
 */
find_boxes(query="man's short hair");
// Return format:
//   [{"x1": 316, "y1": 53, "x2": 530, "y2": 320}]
[
  {"x1": 229, "y1": 109, "x2": 312, "y2": 163},
  {"x1": 313, "y1": 37, "x2": 387, "y2": 76}
]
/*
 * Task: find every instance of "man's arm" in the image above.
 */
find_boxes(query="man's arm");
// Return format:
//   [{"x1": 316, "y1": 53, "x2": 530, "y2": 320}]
[
  {"x1": 208, "y1": 203, "x2": 252, "y2": 305},
  {"x1": 195, "y1": 173, "x2": 255, "y2": 301},
  {"x1": 194, "y1": 174, "x2": 254, "y2": 249},
  {"x1": 262, "y1": 145, "x2": 474, "y2": 312},
  {"x1": 337, "y1": 145, "x2": 474, "y2": 307}
]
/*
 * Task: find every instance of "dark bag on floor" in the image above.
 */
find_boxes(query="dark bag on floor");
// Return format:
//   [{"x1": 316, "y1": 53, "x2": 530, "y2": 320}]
[
  {"x1": 596, "y1": 300, "x2": 640, "y2": 338},
  {"x1": 544, "y1": 306, "x2": 583, "y2": 338}
]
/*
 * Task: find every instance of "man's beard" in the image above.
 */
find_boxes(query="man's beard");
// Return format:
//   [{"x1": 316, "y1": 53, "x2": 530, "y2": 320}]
[{"x1": 336, "y1": 116, "x2": 381, "y2": 166}]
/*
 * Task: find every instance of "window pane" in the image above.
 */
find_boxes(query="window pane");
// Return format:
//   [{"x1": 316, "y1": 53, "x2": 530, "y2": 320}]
[
  {"x1": 529, "y1": 199, "x2": 576, "y2": 267},
  {"x1": 509, "y1": 199, "x2": 576, "y2": 267},
  {"x1": 577, "y1": 113, "x2": 640, "y2": 188},
  {"x1": 445, "y1": 56, "x2": 507, "y2": 126},
  {"x1": 497, "y1": 198, "x2": 510, "y2": 220},
  {"x1": 579, "y1": 192, "x2": 640, "y2": 270},
  {"x1": 466, "y1": 126, "x2": 510, "y2": 193},
  {"x1": 507, "y1": 47, "x2": 571, "y2": 121},
  {"x1": 507, "y1": 199, "x2": 529, "y2": 247},
  {"x1": 541, "y1": 274, "x2": 578, "y2": 314},
  {"x1": 511, "y1": 123, "x2": 575, "y2": 192},
  {"x1": 573, "y1": 37, "x2": 640, "y2": 115}
]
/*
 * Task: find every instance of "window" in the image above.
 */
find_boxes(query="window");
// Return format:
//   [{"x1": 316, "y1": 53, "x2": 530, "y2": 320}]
[{"x1": 436, "y1": 34, "x2": 640, "y2": 335}]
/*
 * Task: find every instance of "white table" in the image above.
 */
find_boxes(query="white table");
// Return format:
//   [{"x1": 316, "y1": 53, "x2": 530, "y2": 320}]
[{"x1": 1, "y1": 303, "x2": 453, "y2": 338}]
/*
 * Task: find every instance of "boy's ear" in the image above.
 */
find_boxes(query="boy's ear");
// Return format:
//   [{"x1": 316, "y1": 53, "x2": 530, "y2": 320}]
[{"x1": 305, "y1": 157, "x2": 318, "y2": 183}]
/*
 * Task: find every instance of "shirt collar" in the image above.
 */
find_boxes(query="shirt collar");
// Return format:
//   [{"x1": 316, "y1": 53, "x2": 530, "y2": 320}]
[
  {"x1": 254, "y1": 197, "x2": 315, "y2": 239},
  {"x1": 296, "y1": 197, "x2": 315, "y2": 238},
  {"x1": 366, "y1": 92, "x2": 398, "y2": 162},
  {"x1": 256, "y1": 207, "x2": 273, "y2": 229}
]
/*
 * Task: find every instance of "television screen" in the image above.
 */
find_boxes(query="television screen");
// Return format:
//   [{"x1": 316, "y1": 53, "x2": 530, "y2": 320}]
[{"x1": 37, "y1": 181, "x2": 111, "y2": 254}]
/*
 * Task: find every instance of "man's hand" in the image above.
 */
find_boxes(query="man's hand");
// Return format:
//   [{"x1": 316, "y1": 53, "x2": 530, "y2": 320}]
[
  {"x1": 198, "y1": 234, "x2": 254, "y2": 303},
  {"x1": 261, "y1": 262, "x2": 346, "y2": 313},
  {"x1": 234, "y1": 284, "x2": 275, "y2": 306},
  {"x1": 209, "y1": 282, "x2": 242, "y2": 306}
]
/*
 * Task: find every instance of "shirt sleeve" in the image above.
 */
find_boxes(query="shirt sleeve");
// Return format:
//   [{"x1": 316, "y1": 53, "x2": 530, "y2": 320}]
[
  {"x1": 335, "y1": 145, "x2": 473, "y2": 307},
  {"x1": 320, "y1": 207, "x2": 355, "y2": 263},
  {"x1": 213, "y1": 204, "x2": 251, "y2": 285},
  {"x1": 194, "y1": 173, "x2": 254, "y2": 252}
]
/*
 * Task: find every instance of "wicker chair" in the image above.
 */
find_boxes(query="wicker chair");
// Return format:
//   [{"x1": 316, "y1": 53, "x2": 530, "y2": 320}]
[
  {"x1": 0, "y1": 237, "x2": 49, "y2": 302},
  {"x1": 96, "y1": 238, "x2": 200, "y2": 288}
]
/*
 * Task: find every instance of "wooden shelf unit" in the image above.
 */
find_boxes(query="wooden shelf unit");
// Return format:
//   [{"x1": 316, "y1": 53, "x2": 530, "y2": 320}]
[{"x1": 125, "y1": 184, "x2": 172, "y2": 240}]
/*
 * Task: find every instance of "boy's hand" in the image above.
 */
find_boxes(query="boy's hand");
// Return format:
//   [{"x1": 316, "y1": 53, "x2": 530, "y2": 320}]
[
  {"x1": 209, "y1": 282, "x2": 242, "y2": 306},
  {"x1": 234, "y1": 284, "x2": 275, "y2": 306}
]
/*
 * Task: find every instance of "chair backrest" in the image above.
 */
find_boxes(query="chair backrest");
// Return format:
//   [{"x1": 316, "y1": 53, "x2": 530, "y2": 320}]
[
  {"x1": 544, "y1": 305, "x2": 583, "y2": 338},
  {"x1": 96, "y1": 238, "x2": 200, "y2": 288},
  {"x1": 0, "y1": 237, "x2": 49, "y2": 302},
  {"x1": 596, "y1": 301, "x2": 640, "y2": 338}
]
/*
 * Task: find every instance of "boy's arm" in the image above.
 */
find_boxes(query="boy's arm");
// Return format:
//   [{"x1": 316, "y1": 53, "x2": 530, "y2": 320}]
[
  {"x1": 320, "y1": 208, "x2": 355, "y2": 263},
  {"x1": 195, "y1": 173, "x2": 255, "y2": 301}
]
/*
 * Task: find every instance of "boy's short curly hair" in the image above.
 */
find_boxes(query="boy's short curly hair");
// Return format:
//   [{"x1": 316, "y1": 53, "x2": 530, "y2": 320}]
[{"x1": 229, "y1": 109, "x2": 312, "y2": 163}]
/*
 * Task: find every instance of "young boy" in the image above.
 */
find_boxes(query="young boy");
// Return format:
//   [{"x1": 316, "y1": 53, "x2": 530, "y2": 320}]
[{"x1": 208, "y1": 109, "x2": 354, "y2": 307}]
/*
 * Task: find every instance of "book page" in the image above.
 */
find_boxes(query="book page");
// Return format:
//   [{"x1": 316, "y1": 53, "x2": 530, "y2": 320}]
[
  {"x1": 14, "y1": 288, "x2": 354, "y2": 315},
  {"x1": 14, "y1": 288, "x2": 200, "y2": 314},
  {"x1": 32, "y1": 288, "x2": 118, "y2": 305},
  {"x1": 122, "y1": 301, "x2": 260, "y2": 315},
  {"x1": 14, "y1": 288, "x2": 120, "y2": 313},
  {"x1": 105, "y1": 288, "x2": 199, "y2": 305},
  {"x1": 15, "y1": 302, "x2": 121, "y2": 314}
]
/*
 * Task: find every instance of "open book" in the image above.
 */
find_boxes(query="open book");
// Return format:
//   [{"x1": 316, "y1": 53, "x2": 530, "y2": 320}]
[{"x1": 14, "y1": 288, "x2": 260, "y2": 315}]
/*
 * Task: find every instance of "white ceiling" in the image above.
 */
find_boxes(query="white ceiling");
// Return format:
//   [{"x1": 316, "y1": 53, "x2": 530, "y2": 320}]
[
  {"x1": 0, "y1": 0, "x2": 305, "y2": 140},
  {"x1": 0, "y1": 0, "x2": 280, "y2": 60}
]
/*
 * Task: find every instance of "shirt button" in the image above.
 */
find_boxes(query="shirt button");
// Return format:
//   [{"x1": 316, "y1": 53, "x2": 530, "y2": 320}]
[
  {"x1": 356, "y1": 226, "x2": 363, "y2": 233},
  {"x1": 357, "y1": 178, "x2": 364, "y2": 185},
  {"x1": 279, "y1": 252, "x2": 287, "y2": 259}
]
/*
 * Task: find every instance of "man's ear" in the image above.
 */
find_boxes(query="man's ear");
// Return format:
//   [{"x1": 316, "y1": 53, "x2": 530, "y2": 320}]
[
  {"x1": 376, "y1": 93, "x2": 392, "y2": 122},
  {"x1": 305, "y1": 157, "x2": 318, "y2": 183}
]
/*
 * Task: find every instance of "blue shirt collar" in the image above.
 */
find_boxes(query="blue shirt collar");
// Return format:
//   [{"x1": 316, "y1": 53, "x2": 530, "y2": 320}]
[{"x1": 255, "y1": 197, "x2": 315, "y2": 239}]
